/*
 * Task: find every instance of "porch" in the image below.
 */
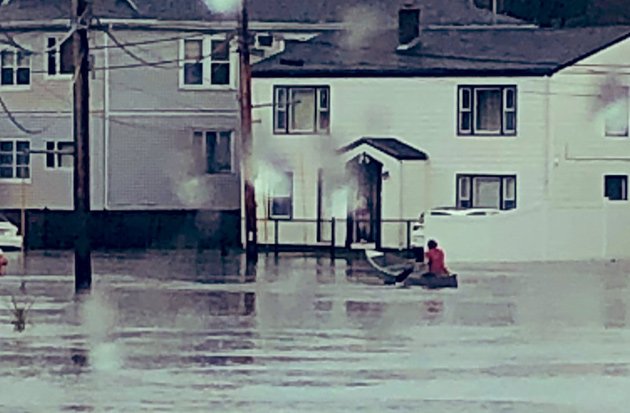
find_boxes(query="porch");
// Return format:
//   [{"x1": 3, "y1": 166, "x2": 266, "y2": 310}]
[{"x1": 256, "y1": 217, "x2": 420, "y2": 257}]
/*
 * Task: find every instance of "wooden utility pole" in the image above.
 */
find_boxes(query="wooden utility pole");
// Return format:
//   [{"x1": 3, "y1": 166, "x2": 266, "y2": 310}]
[
  {"x1": 72, "y1": 0, "x2": 92, "y2": 292},
  {"x1": 239, "y1": 0, "x2": 258, "y2": 262}
]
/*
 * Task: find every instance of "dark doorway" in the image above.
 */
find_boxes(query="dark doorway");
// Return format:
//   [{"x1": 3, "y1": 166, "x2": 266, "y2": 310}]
[{"x1": 345, "y1": 153, "x2": 382, "y2": 248}]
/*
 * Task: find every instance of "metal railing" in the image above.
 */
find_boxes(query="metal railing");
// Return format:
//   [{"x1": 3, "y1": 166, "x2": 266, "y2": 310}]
[{"x1": 256, "y1": 217, "x2": 420, "y2": 258}]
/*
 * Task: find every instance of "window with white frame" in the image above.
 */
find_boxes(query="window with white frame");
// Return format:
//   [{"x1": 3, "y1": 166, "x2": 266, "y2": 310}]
[
  {"x1": 457, "y1": 174, "x2": 516, "y2": 210},
  {"x1": 269, "y1": 171, "x2": 293, "y2": 219},
  {"x1": 273, "y1": 86, "x2": 330, "y2": 134},
  {"x1": 193, "y1": 130, "x2": 233, "y2": 173},
  {"x1": 1, "y1": 49, "x2": 31, "y2": 86},
  {"x1": 181, "y1": 36, "x2": 231, "y2": 87},
  {"x1": 604, "y1": 175, "x2": 627, "y2": 201},
  {"x1": 0, "y1": 140, "x2": 30, "y2": 179},
  {"x1": 46, "y1": 36, "x2": 74, "y2": 77},
  {"x1": 604, "y1": 86, "x2": 629, "y2": 137},
  {"x1": 458, "y1": 85, "x2": 516, "y2": 136},
  {"x1": 45, "y1": 141, "x2": 73, "y2": 169}
]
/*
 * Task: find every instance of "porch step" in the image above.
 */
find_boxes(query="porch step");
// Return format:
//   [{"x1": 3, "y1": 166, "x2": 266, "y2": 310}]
[{"x1": 350, "y1": 242, "x2": 376, "y2": 250}]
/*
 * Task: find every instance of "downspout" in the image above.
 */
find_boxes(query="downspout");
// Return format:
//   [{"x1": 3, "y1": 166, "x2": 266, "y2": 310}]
[
  {"x1": 300, "y1": 152, "x2": 307, "y2": 244},
  {"x1": 543, "y1": 75, "x2": 551, "y2": 260},
  {"x1": 103, "y1": 28, "x2": 110, "y2": 210},
  {"x1": 544, "y1": 75, "x2": 551, "y2": 201},
  {"x1": 399, "y1": 160, "x2": 404, "y2": 249}
]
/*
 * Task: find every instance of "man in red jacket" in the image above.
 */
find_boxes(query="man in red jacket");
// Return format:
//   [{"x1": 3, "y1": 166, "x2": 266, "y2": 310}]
[{"x1": 424, "y1": 239, "x2": 449, "y2": 276}]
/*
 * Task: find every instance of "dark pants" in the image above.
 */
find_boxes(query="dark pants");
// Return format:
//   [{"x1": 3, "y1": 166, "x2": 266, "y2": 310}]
[{"x1": 413, "y1": 247, "x2": 424, "y2": 263}]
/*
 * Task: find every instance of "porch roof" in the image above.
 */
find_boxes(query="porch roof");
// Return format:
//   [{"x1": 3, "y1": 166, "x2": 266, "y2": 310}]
[{"x1": 338, "y1": 137, "x2": 428, "y2": 161}]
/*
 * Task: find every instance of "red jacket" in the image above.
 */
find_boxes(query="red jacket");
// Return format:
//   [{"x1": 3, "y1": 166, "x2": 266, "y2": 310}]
[{"x1": 425, "y1": 248, "x2": 448, "y2": 275}]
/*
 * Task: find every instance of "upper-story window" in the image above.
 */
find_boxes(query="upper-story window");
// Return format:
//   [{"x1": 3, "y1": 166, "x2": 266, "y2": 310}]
[
  {"x1": 273, "y1": 86, "x2": 330, "y2": 134},
  {"x1": 1, "y1": 49, "x2": 31, "y2": 87},
  {"x1": 46, "y1": 36, "x2": 74, "y2": 77},
  {"x1": 604, "y1": 86, "x2": 629, "y2": 137},
  {"x1": 181, "y1": 36, "x2": 231, "y2": 88},
  {"x1": 458, "y1": 85, "x2": 516, "y2": 136}
]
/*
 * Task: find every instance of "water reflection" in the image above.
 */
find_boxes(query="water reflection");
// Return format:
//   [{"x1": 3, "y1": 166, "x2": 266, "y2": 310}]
[
  {"x1": 345, "y1": 300, "x2": 386, "y2": 325},
  {"x1": 3, "y1": 252, "x2": 630, "y2": 412},
  {"x1": 602, "y1": 272, "x2": 628, "y2": 328},
  {"x1": 112, "y1": 290, "x2": 256, "y2": 323},
  {"x1": 421, "y1": 299, "x2": 444, "y2": 322},
  {"x1": 206, "y1": 291, "x2": 255, "y2": 316}
]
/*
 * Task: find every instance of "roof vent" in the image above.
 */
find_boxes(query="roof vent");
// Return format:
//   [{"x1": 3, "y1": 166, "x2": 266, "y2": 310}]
[{"x1": 397, "y1": 3, "x2": 421, "y2": 51}]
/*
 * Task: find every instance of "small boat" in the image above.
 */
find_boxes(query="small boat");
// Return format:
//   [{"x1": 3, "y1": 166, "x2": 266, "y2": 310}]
[
  {"x1": 405, "y1": 273, "x2": 458, "y2": 289},
  {"x1": 364, "y1": 250, "x2": 458, "y2": 289}
]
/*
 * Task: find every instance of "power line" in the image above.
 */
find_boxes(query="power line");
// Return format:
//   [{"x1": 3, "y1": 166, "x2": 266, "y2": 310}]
[
  {"x1": 0, "y1": 95, "x2": 46, "y2": 134},
  {"x1": 0, "y1": 23, "x2": 78, "y2": 55},
  {"x1": 97, "y1": 18, "x2": 175, "y2": 69},
  {"x1": 3, "y1": 24, "x2": 630, "y2": 75},
  {"x1": 90, "y1": 32, "x2": 207, "y2": 50}
]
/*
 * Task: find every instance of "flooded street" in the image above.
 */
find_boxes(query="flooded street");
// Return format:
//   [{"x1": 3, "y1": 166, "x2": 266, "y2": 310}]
[{"x1": 1, "y1": 251, "x2": 630, "y2": 412}]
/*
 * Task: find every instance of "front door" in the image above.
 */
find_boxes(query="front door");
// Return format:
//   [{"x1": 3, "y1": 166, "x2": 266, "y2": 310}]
[{"x1": 346, "y1": 153, "x2": 382, "y2": 247}]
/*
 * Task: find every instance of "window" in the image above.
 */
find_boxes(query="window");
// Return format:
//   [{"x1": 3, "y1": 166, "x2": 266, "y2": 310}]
[
  {"x1": 193, "y1": 130, "x2": 232, "y2": 173},
  {"x1": 256, "y1": 34, "x2": 274, "y2": 48},
  {"x1": 45, "y1": 141, "x2": 73, "y2": 169},
  {"x1": 181, "y1": 36, "x2": 231, "y2": 87},
  {"x1": 457, "y1": 174, "x2": 516, "y2": 210},
  {"x1": 269, "y1": 171, "x2": 293, "y2": 219},
  {"x1": 1, "y1": 49, "x2": 31, "y2": 86},
  {"x1": 0, "y1": 140, "x2": 30, "y2": 179},
  {"x1": 604, "y1": 86, "x2": 629, "y2": 137},
  {"x1": 273, "y1": 86, "x2": 330, "y2": 134},
  {"x1": 458, "y1": 85, "x2": 516, "y2": 136},
  {"x1": 47, "y1": 36, "x2": 74, "y2": 77},
  {"x1": 605, "y1": 175, "x2": 627, "y2": 201}
]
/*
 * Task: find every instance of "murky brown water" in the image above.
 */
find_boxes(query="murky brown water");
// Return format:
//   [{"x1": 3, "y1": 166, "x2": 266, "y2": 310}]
[{"x1": 1, "y1": 251, "x2": 630, "y2": 412}]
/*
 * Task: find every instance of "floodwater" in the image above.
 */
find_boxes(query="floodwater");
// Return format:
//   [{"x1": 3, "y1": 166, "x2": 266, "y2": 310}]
[{"x1": 1, "y1": 250, "x2": 630, "y2": 412}]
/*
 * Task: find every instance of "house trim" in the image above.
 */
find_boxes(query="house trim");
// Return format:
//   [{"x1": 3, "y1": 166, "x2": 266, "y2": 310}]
[{"x1": 253, "y1": 68, "x2": 552, "y2": 78}]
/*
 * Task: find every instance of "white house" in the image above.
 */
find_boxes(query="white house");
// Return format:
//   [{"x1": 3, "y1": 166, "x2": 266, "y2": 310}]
[{"x1": 251, "y1": 4, "x2": 630, "y2": 262}]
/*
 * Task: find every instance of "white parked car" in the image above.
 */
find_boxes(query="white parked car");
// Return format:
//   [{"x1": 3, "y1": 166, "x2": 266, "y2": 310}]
[
  {"x1": 410, "y1": 207, "x2": 501, "y2": 248},
  {"x1": 0, "y1": 215, "x2": 23, "y2": 250}
]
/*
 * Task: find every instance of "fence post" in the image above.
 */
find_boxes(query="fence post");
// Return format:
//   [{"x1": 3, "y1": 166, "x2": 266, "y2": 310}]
[
  {"x1": 274, "y1": 219, "x2": 279, "y2": 256},
  {"x1": 330, "y1": 218, "x2": 336, "y2": 260},
  {"x1": 406, "y1": 220, "x2": 411, "y2": 250}
]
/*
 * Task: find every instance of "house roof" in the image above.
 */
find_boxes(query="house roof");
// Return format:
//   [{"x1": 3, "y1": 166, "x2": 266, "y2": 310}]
[
  {"x1": 0, "y1": 0, "x2": 522, "y2": 24},
  {"x1": 0, "y1": 0, "x2": 217, "y2": 22},
  {"x1": 338, "y1": 137, "x2": 429, "y2": 161},
  {"x1": 252, "y1": 25, "x2": 630, "y2": 77},
  {"x1": 246, "y1": 0, "x2": 522, "y2": 25}
]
